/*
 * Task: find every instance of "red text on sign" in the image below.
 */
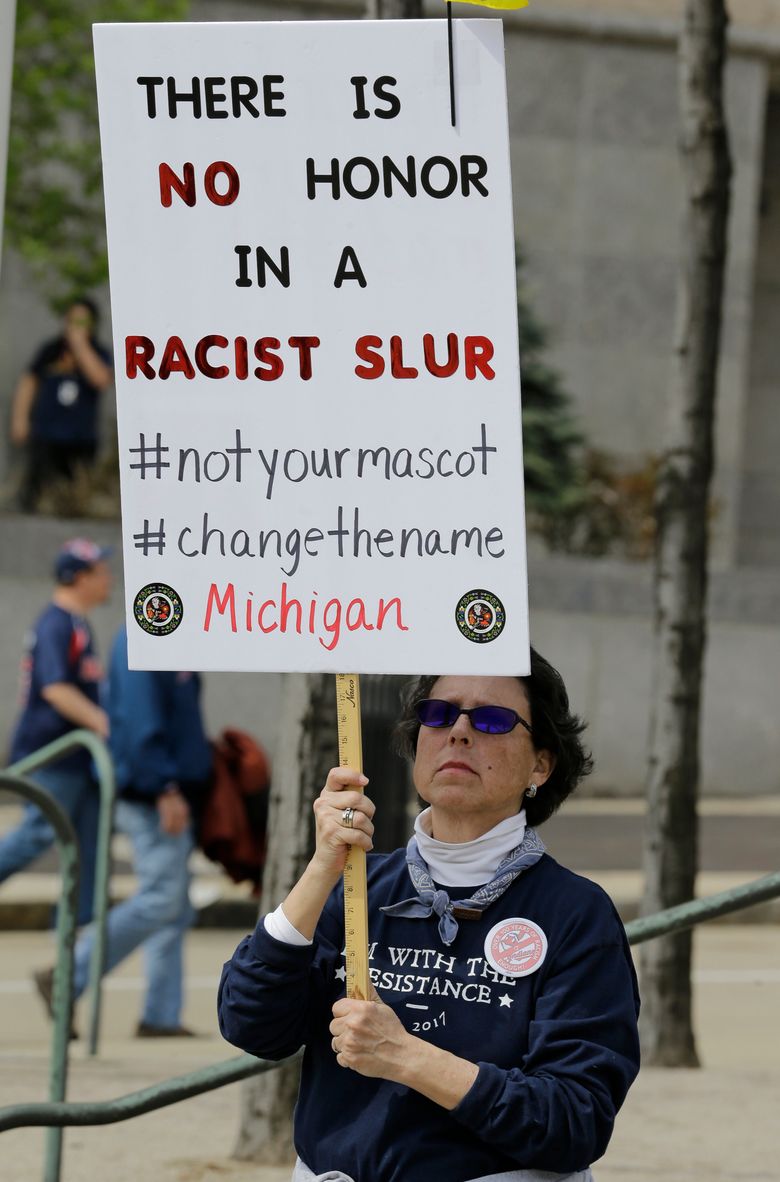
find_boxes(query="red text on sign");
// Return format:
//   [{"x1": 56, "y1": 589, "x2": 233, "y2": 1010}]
[
  {"x1": 354, "y1": 334, "x2": 495, "y2": 380},
  {"x1": 124, "y1": 333, "x2": 494, "y2": 382},
  {"x1": 159, "y1": 161, "x2": 240, "y2": 207},
  {"x1": 203, "y1": 581, "x2": 408, "y2": 652},
  {"x1": 125, "y1": 335, "x2": 320, "y2": 381}
]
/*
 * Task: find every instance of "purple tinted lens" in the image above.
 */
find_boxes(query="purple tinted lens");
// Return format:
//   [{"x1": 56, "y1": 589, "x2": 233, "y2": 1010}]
[
  {"x1": 416, "y1": 699, "x2": 522, "y2": 734},
  {"x1": 469, "y1": 706, "x2": 518, "y2": 734},
  {"x1": 416, "y1": 699, "x2": 459, "y2": 727}
]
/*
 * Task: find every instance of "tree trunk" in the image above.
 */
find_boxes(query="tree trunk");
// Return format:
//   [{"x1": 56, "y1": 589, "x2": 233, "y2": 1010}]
[
  {"x1": 233, "y1": 672, "x2": 337, "y2": 1162},
  {"x1": 639, "y1": 0, "x2": 731, "y2": 1067},
  {"x1": 368, "y1": 0, "x2": 423, "y2": 18}
]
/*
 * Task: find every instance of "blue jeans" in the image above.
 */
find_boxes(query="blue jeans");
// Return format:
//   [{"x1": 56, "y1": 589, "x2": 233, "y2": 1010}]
[
  {"x1": 0, "y1": 765, "x2": 98, "y2": 925},
  {"x1": 73, "y1": 799, "x2": 195, "y2": 1028}
]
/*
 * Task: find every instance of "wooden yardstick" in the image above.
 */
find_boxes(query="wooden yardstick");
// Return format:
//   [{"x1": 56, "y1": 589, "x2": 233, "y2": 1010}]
[{"x1": 335, "y1": 673, "x2": 371, "y2": 1000}]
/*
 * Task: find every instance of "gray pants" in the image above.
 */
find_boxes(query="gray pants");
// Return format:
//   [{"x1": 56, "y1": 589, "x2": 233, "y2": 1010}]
[{"x1": 293, "y1": 1157, "x2": 595, "y2": 1182}]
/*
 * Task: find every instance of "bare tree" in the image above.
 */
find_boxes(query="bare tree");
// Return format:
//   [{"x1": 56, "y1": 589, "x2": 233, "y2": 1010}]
[
  {"x1": 234, "y1": 673, "x2": 337, "y2": 1162},
  {"x1": 639, "y1": 0, "x2": 732, "y2": 1067}
]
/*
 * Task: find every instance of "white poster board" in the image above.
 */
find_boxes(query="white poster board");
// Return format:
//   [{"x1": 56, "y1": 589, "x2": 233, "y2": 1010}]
[{"x1": 94, "y1": 19, "x2": 529, "y2": 674}]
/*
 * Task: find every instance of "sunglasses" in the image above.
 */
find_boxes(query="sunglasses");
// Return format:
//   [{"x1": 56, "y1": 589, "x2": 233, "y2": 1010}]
[{"x1": 415, "y1": 698, "x2": 533, "y2": 736}]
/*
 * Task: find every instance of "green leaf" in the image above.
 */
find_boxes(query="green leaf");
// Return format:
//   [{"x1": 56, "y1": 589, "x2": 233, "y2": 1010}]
[{"x1": 8, "y1": 0, "x2": 189, "y2": 308}]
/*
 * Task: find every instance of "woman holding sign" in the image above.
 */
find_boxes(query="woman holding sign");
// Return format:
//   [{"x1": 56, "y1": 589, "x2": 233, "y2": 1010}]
[{"x1": 219, "y1": 650, "x2": 640, "y2": 1182}]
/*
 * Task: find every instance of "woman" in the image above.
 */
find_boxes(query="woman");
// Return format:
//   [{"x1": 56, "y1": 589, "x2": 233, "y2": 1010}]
[
  {"x1": 10, "y1": 297, "x2": 113, "y2": 510},
  {"x1": 218, "y1": 651, "x2": 640, "y2": 1182}
]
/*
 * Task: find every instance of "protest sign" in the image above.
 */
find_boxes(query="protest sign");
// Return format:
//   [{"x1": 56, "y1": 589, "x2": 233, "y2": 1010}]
[{"x1": 93, "y1": 18, "x2": 529, "y2": 674}]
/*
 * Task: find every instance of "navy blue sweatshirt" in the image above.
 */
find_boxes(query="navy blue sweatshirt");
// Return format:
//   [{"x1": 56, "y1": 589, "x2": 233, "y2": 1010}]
[{"x1": 218, "y1": 851, "x2": 640, "y2": 1182}]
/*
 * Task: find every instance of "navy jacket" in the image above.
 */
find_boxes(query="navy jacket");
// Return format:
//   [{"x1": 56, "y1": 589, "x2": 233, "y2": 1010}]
[
  {"x1": 107, "y1": 629, "x2": 212, "y2": 802},
  {"x1": 9, "y1": 603, "x2": 101, "y2": 776},
  {"x1": 218, "y1": 850, "x2": 640, "y2": 1182}
]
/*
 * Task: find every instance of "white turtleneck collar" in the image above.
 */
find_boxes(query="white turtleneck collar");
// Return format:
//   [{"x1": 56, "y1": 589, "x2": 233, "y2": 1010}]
[{"x1": 413, "y1": 807, "x2": 527, "y2": 887}]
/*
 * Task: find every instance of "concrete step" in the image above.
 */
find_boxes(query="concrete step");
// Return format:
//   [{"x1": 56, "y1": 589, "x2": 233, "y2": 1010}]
[{"x1": 0, "y1": 810, "x2": 260, "y2": 929}]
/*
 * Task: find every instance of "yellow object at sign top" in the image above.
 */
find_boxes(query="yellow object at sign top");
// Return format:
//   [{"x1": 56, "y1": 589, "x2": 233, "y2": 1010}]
[{"x1": 445, "y1": 0, "x2": 529, "y2": 9}]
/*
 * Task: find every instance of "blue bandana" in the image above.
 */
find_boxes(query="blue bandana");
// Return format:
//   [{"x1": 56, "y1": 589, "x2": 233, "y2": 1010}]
[{"x1": 379, "y1": 827, "x2": 546, "y2": 946}]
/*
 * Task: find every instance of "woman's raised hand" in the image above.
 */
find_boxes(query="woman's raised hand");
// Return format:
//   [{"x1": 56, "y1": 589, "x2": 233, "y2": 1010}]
[{"x1": 311, "y1": 766, "x2": 375, "y2": 882}]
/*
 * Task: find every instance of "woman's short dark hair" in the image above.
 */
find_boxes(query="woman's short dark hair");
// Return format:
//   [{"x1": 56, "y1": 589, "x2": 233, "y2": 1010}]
[{"x1": 393, "y1": 647, "x2": 593, "y2": 826}]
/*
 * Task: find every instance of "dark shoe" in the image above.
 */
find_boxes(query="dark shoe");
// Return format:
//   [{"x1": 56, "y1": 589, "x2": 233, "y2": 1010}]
[
  {"x1": 135, "y1": 1021, "x2": 197, "y2": 1038},
  {"x1": 33, "y1": 967, "x2": 78, "y2": 1040}
]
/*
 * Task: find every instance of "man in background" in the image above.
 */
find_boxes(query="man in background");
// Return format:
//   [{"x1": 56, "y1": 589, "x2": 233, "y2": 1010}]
[
  {"x1": 0, "y1": 538, "x2": 112, "y2": 925},
  {"x1": 59, "y1": 627, "x2": 212, "y2": 1037}
]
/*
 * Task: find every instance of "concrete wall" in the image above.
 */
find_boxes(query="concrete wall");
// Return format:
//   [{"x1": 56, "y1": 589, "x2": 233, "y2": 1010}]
[
  {"x1": 526, "y1": 546, "x2": 780, "y2": 795},
  {"x1": 737, "y1": 94, "x2": 780, "y2": 567},
  {"x1": 504, "y1": 27, "x2": 767, "y2": 571},
  {"x1": 529, "y1": 0, "x2": 780, "y2": 27}
]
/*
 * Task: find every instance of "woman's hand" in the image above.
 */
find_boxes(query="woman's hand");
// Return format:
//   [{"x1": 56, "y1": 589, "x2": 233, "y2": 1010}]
[
  {"x1": 65, "y1": 321, "x2": 91, "y2": 352},
  {"x1": 157, "y1": 787, "x2": 191, "y2": 836},
  {"x1": 64, "y1": 328, "x2": 113, "y2": 390},
  {"x1": 330, "y1": 987, "x2": 481, "y2": 1107},
  {"x1": 275, "y1": 767, "x2": 375, "y2": 941},
  {"x1": 330, "y1": 987, "x2": 412, "y2": 1082},
  {"x1": 310, "y1": 766, "x2": 375, "y2": 884}
]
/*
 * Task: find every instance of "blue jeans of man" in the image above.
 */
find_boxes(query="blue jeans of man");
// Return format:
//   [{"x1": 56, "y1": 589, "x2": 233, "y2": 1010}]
[
  {"x1": 73, "y1": 799, "x2": 195, "y2": 1028},
  {"x1": 0, "y1": 765, "x2": 98, "y2": 925}
]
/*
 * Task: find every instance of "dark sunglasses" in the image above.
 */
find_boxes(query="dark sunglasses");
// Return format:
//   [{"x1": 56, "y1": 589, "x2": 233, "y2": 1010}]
[{"x1": 415, "y1": 698, "x2": 532, "y2": 736}]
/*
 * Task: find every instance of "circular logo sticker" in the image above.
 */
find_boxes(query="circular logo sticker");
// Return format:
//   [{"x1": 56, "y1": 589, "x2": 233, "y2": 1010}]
[
  {"x1": 133, "y1": 583, "x2": 183, "y2": 637},
  {"x1": 57, "y1": 379, "x2": 79, "y2": 407},
  {"x1": 484, "y1": 917, "x2": 548, "y2": 978},
  {"x1": 455, "y1": 589, "x2": 506, "y2": 644}
]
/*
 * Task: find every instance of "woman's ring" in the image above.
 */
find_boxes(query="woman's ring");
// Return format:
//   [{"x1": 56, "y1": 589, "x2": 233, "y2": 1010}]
[{"x1": 341, "y1": 806, "x2": 355, "y2": 829}]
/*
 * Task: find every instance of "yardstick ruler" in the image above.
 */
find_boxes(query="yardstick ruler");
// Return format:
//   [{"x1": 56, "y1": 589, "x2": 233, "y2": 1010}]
[{"x1": 335, "y1": 673, "x2": 371, "y2": 1000}]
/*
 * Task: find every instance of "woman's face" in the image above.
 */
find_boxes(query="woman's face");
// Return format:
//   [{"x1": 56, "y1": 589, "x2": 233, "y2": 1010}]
[
  {"x1": 65, "y1": 303, "x2": 94, "y2": 332},
  {"x1": 412, "y1": 675, "x2": 553, "y2": 839}
]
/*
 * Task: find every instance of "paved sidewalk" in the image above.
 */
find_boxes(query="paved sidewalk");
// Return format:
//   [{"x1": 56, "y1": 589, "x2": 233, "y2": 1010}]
[{"x1": 1, "y1": 927, "x2": 779, "y2": 1181}]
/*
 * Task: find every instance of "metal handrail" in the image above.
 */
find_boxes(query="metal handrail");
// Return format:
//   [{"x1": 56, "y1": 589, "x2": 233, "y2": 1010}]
[
  {"x1": 624, "y1": 870, "x2": 780, "y2": 944},
  {"x1": 7, "y1": 730, "x2": 116, "y2": 1057},
  {"x1": 0, "y1": 773, "x2": 80, "y2": 1182},
  {"x1": 0, "y1": 1052, "x2": 294, "y2": 1132}
]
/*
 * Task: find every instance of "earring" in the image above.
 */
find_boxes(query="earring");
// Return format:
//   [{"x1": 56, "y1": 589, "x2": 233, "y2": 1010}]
[{"x1": 526, "y1": 783, "x2": 538, "y2": 798}]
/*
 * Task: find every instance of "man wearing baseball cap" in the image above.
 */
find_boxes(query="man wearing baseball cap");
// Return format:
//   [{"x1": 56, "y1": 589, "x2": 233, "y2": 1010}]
[{"x1": 0, "y1": 538, "x2": 112, "y2": 932}]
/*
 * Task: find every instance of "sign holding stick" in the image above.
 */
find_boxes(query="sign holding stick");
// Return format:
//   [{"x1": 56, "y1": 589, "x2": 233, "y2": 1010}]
[{"x1": 335, "y1": 673, "x2": 370, "y2": 999}]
